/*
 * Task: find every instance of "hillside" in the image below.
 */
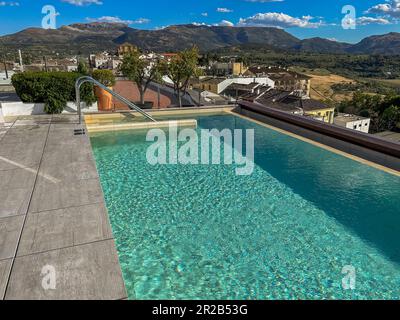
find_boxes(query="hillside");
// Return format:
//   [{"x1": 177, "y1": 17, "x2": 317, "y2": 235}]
[
  {"x1": 115, "y1": 24, "x2": 300, "y2": 52},
  {"x1": 348, "y1": 32, "x2": 400, "y2": 55},
  {"x1": 1, "y1": 22, "x2": 400, "y2": 56},
  {"x1": 293, "y1": 37, "x2": 351, "y2": 54}
]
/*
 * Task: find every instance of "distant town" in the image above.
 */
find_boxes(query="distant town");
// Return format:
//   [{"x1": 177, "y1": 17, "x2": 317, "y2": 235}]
[
  {"x1": 3, "y1": 23, "x2": 400, "y2": 148},
  {"x1": 1, "y1": 42, "x2": 387, "y2": 137}
]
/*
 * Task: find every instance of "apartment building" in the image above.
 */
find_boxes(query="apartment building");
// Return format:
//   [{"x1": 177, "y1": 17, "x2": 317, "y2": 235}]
[
  {"x1": 245, "y1": 66, "x2": 312, "y2": 97},
  {"x1": 210, "y1": 62, "x2": 248, "y2": 76},
  {"x1": 117, "y1": 43, "x2": 138, "y2": 56},
  {"x1": 192, "y1": 76, "x2": 274, "y2": 95},
  {"x1": 334, "y1": 113, "x2": 371, "y2": 133},
  {"x1": 89, "y1": 52, "x2": 122, "y2": 70}
]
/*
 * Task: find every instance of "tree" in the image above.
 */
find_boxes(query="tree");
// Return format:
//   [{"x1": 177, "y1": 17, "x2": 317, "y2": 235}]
[
  {"x1": 119, "y1": 51, "x2": 162, "y2": 106},
  {"x1": 382, "y1": 105, "x2": 400, "y2": 131},
  {"x1": 337, "y1": 91, "x2": 400, "y2": 133},
  {"x1": 92, "y1": 69, "x2": 116, "y2": 87},
  {"x1": 77, "y1": 60, "x2": 89, "y2": 75},
  {"x1": 164, "y1": 47, "x2": 201, "y2": 107}
]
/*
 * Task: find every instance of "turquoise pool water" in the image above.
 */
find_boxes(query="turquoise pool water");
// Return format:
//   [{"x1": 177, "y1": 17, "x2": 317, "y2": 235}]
[{"x1": 90, "y1": 114, "x2": 400, "y2": 300}]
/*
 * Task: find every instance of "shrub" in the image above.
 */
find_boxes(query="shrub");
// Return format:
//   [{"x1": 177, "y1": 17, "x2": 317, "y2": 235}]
[
  {"x1": 12, "y1": 71, "x2": 96, "y2": 114},
  {"x1": 92, "y1": 69, "x2": 116, "y2": 87},
  {"x1": 45, "y1": 92, "x2": 67, "y2": 114}
]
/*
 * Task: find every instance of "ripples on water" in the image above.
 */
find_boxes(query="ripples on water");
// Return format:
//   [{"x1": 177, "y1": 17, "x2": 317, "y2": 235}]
[{"x1": 90, "y1": 114, "x2": 400, "y2": 300}]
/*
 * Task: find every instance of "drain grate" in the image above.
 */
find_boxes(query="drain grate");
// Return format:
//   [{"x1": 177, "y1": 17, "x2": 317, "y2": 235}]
[{"x1": 74, "y1": 128, "x2": 86, "y2": 136}]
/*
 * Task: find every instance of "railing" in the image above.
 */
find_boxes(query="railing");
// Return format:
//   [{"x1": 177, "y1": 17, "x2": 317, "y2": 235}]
[
  {"x1": 75, "y1": 76, "x2": 157, "y2": 124},
  {"x1": 237, "y1": 100, "x2": 400, "y2": 158}
]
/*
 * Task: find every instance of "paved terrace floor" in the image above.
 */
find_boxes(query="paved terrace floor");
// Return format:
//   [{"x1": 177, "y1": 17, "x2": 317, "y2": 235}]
[{"x1": 0, "y1": 115, "x2": 127, "y2": 300}]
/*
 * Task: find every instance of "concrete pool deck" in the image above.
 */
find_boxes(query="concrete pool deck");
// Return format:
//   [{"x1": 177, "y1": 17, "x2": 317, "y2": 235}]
[{"x1": 0, "y1": 114, "x2": 127, "y2": 300}]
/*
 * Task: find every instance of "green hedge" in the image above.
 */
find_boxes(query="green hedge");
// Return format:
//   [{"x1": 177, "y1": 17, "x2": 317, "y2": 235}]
[{"x1": 12, "y1": 71, "x2": 96, "y2": 114}]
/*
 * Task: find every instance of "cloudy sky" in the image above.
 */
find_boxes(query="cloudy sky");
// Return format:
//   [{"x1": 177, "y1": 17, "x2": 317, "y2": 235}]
[{"x1": 0, "y1": 0, "x2": 399, "y2": 43}]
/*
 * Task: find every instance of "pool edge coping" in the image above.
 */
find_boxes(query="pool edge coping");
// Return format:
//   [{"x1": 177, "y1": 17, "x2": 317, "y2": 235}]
[{"x1": 228, "y1": 110, "x2": 400, "y2": 177}]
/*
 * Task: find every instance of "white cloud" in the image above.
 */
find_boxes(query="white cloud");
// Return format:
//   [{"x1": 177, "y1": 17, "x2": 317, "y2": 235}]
[
  {"x1": 365, "y1": 0, "x2": 400, "y2": 18},
  {"x1": 201, "y1": 12, "x2": 208, "y2": 17},
  {"x1": 191, "y1": 22, "x2": 209, "y2": 26},
  {"x1": 62, "y1": 0, "x2": 102, "y2": 6},
  {"x1": 237, "y1": 12, "x2": 324, "y2": 28},
  {"x1": 217, "y1": 8, "x2": 233, "y2": 13},
  {"x1": 357, "y1": 16, "x2": 391, "y2": 25},
  {"x1": 86, "y1": 16, "x2": 150, "y2": 25},
  {"x1": 215, "y1": 20, "x2": 235, "y2": 27},
  {"x1": 132, "y1": 18, "x2": 151, "y2": 24},
  {"x1": 0, "y1": 1, "x2": 19, "y2": 6}
]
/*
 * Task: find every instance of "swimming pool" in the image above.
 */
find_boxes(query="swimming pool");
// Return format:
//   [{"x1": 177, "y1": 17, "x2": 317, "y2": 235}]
[{"x1": 90, "y1": 113, "x2": 400, "y2": 300}]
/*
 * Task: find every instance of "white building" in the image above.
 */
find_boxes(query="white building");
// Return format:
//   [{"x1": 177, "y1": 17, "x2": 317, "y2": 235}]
[
  {"x1": 195, "y1": 76, "x2": 275, "y2": 95},
  {"x1": 89, "y1": 54, "x2": 109, "y2": 69},
  {"x1": 334, "y1": 113, "x2": 371, "y2": 133},
  {"x1": 66, "y1": 65, "x2": 78, "y2": 72},
  {"x1": 89, "y1": 52, "x2": 121, "y2": 70}
]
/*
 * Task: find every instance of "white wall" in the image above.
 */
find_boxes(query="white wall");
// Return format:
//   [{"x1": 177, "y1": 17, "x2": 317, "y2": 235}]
[
  {"x1": 334, "y1": 118, "x2": 371, "y2": 134},
  {"x1": 217, "y1": 77, "x2": 275, "y2": 94},
  {"x1": 345, "y1": 119, "x2": 371, "y2": 134},
  {"x1": 0, "y1": 101, "x2": 98, "y2": 118}
]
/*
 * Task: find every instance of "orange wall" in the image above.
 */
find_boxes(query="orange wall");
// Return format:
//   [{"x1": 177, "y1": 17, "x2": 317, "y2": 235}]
[{"x1": 112, "y1": 80, "x2": 171, "y2": 110}]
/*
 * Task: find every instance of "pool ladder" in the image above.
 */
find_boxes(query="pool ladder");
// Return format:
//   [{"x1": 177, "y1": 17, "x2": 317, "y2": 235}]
[{"x1": 75, "y1": 76, "x2": 157, "y2": 124}]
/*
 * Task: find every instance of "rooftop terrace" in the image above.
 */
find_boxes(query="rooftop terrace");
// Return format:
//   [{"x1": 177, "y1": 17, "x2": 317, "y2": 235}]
[{"x1": 0, "y1": 115, "x2": 126, "y2": 300}]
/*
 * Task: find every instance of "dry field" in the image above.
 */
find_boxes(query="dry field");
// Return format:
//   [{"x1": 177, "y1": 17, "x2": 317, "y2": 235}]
[
  {"x1": 369, "y1": 78, "x2": 400, "y2": 89},
  {"x1": 307, "y1": 73, "x2": 355, "y2": 102}
]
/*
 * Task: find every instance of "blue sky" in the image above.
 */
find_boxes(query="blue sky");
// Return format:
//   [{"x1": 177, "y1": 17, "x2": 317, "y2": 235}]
[{"x1": 0, "y1": 0, "x2": 399, "y2": 43}]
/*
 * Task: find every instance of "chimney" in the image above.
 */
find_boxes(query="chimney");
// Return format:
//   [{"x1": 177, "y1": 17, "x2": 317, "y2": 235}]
[{"x1": 18, "y1": 49, "x2": 24, "y2": 72}]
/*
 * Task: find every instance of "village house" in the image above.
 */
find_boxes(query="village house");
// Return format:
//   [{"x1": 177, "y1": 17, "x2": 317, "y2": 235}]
[
  {"x1": 242, "y1": 88, "x2": 335, "y2": 124},
  {"x1": 209, "y1": 61, "x2": 248, "y2": 76},
  {"x1": 89, "y1": 52, "x2": 122, "y2": 70},
  {"x1": 334, "y1": 113, "x2": 371, "y2": 133},
  {"x1": 117, "y1": 43, "x2": 138, "y2": 57},
  {"x1": 191, "y1": 76, "x2": 274, "y2": 96},
  {"x1": 245, "y1": 66, "x2": 312, "y2": 97}
]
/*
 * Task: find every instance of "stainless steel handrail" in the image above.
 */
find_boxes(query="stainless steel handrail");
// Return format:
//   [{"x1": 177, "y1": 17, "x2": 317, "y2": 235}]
[{"x1": 75, "y1": 76, "x2": 157, "y2": 124}]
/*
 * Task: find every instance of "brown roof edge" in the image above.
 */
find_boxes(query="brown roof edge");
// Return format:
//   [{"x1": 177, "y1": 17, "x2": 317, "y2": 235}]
[{"x1": 237, "y1": 100, "x2": 400, "y2": 158}]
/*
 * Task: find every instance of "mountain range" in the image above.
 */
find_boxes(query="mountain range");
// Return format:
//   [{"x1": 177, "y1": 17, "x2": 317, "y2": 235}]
[{"x1": 1, "y1": 22, "x2": 400, "y2": 56}]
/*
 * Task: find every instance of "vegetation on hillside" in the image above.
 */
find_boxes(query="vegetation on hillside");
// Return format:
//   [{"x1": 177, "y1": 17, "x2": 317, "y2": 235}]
[
  {"x1": 208, "y1": 45, "x2": 400, "y2": 80},
  {"x1": 337, "y1": 93, "x2": 400, "y2": 133},
  {"x1": 332, "y1": 81, "x2": 400, "y2": 96}
]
